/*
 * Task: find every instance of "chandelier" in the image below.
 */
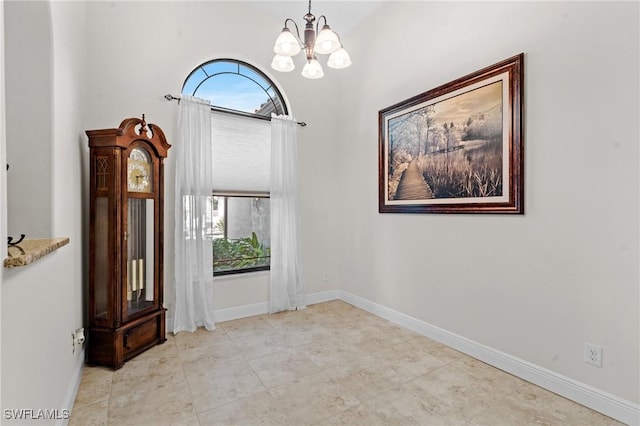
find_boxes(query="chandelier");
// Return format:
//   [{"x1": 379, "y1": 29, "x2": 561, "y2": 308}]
[{"x1": 270, "y1": 0, "x2": 352, "y2": 79}]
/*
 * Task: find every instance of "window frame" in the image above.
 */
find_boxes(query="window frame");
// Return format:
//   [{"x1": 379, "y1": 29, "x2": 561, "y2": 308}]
[{"x1": 182, "y1": 58, "x2": 285, "y2": 277}]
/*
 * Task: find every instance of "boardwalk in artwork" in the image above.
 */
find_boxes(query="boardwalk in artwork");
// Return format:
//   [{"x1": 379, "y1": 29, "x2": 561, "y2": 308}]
[{"x1": 395, "y1": 159, "x2": 434, "y2": 200}]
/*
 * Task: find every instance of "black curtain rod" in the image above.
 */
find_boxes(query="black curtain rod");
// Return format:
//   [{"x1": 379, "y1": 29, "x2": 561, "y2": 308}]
[{"x1": 164, "y1": 94, "x2": 306, "y2": 127}]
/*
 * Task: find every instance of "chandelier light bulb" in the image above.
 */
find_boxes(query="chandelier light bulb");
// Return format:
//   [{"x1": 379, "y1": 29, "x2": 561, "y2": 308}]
[
  {"x1": 314, "y1": 25, "x2": 340, "y2": 54},
  {"x1": 327, "y1": 47, "x2": 352, "y2": 69},
  {"x1": 273, "y1": 28, "x2": 301, "y2": 56},
  {"x1": 301, "y1": 59, "x2": 324, "y2": 79},
  {"x1": 271, "y1": 54, "x2": 295, "y2": 72}
]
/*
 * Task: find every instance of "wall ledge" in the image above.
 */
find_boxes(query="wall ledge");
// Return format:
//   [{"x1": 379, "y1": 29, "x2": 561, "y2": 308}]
[{"x1": 4, "y1": 237, "x2": 70, "y2": 268}]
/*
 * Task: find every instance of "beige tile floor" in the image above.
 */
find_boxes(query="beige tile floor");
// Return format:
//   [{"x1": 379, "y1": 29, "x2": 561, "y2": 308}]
[{"x1": 70, "y1": 300, "x2": 621, "y2": 425}]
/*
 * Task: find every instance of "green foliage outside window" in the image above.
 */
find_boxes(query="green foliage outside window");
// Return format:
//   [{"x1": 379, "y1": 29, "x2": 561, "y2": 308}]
[{"x1": 213, "y1": 232, "x2": 270, "y2": 273}]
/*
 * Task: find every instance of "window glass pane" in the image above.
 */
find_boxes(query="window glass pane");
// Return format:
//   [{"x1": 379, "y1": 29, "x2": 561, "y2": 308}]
[
  {"x1": 269, "y1": 97, "x2": 285, "y2": 117},
  {"x1": 239, "y1": 65, "x2": 269, "y2": 91},
  {"x1": 182, "y1": 68, "x2": 207, "y2": 95},
  {"x1": 212, "y1": 196, "x2": 270, "y2": 274},
  {"x1": 196, "y1": 74, "x2": 268, "y2": 114},
  {"x1": 182, "y1": 59, "x2": 287, "y2": 116},
  {"x1": 203, "y1": 60, "x2": 237, "y2": 76}
]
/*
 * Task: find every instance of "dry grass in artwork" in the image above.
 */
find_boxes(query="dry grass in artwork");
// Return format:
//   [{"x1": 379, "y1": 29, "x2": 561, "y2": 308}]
[{"x1": 416, "y1": 138, "x2": 503, "y2": 199}]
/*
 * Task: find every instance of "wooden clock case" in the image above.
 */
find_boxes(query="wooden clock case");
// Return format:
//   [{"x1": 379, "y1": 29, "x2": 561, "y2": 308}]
[{"x1": 86, "y1": 116, "x2": 171, "y2": 369}]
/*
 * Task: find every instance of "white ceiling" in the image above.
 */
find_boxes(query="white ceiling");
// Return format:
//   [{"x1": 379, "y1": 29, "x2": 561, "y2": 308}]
[{"x1": 245, "y1": 0, "x2": 388, "y2": 37}]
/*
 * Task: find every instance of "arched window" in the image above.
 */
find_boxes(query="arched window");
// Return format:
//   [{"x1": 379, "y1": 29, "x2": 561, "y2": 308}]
[
  {"x1": 182, "y1": 58, "x2": 288, "y2": 117},
  {"x1": 182, "y1": 59, "x2": 286, "y2": 276}
]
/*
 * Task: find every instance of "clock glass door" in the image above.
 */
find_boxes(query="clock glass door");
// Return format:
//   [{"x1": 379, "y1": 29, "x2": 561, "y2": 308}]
[
  {"x1": 126, "y1": 146, "x2": 156, "y2": 317},
  {"x1": 127, "y1": 198, "x2": 155, "y2": 316}
]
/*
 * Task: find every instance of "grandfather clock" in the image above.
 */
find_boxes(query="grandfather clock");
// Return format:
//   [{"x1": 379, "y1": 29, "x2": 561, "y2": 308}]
[{"x1": 86, "y1": 115, "x2": 171, "y2": 369}]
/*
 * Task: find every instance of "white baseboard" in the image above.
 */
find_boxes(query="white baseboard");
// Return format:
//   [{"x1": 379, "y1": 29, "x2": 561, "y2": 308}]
[
  {"x1": 305, "y1": 289, "x2": 340, "y2": 306},
  {"x1": 213, "y1": 290, "x2": 339, "y2": 323},
  {"x1": 338, "y1": 290, "x2": 640, "y2": 426},
  {"x1": 59, "y1": 349, "x2": 85, "y2": 426},
  {"x1": 214, "y1": 301, "x2": 269, "y2": 322}
]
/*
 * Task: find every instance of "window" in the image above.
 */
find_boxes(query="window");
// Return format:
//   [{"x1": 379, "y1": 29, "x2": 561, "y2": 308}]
[
  {"x1": 182, "y1": 59, "x2": 287, "y2": 275},
  {"x1": 182, "y1": 58, "x2": 287, "y2": 117},
  {"x1": 211, "y1": 196, "x2": 270, "y2": 274}
]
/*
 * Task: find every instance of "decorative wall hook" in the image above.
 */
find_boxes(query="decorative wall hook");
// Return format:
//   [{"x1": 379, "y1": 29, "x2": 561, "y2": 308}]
[{"x1": 8, "y1": 234, "x2": 26, "y2": 246}]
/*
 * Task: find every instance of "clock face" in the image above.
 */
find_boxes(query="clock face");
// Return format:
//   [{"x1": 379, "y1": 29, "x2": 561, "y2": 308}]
[{"x1": 127, "y1": 148, "x2": 152, "y2": 193}]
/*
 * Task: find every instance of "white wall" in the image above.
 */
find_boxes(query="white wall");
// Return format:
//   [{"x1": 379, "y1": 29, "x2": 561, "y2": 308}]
[
  {"x1": 337, "y1": 1, "x2": 639, "y2": 405},
  {"x1": 1, "y1": 0, "x2": 87, "y2": 421},
  {"x1": 2, "y1": 0, "x2": 637, "y2": 421},
  {"x1": 4, "y1": 0, "x2": 53, "y2": 238},
  {"x1": 84, "y1": 1, "x2": 343, "y2": 325},
  {"x1": 0, "y1": 0, "x2": 7, "y2": 412}
]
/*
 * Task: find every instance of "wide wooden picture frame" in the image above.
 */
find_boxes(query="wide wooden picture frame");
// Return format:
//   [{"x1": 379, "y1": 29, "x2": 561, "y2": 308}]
[{"x1": 379, "y1": 53, "x2": 524, "y2": 214}]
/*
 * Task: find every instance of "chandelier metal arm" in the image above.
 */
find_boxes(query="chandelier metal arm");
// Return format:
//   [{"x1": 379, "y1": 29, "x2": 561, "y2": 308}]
[
  {"x1": 316, "y1": 15, "x2": 327, "y2": 35},
  {"x1": 283, "y1": 18, "x2": 301, "y2": 41},
  {"x1": 316, "y1": 15, "x2": 343, "y2": 45}
]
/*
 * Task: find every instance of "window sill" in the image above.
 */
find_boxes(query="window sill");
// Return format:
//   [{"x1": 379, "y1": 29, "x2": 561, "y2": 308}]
[
  {"x1": 213, "y1": 268, "x2": 270, "y2": 279},
  {"x1": 4, "y1": 237, "x2": 70, "y2": 268}
]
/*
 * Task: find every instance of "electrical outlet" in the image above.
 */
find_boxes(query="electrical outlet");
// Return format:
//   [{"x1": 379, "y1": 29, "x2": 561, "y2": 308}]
[
  {"x1": 584, "y1": 343, "x2": 602, "y2": 367},
  {"x1": 74, "y1": 328, "x2": 85, "y2": 345},
  {"x1": 72, "y1": 328, "x2": 86, "y2": 354},
  {"x1": 322, "y1": 272, "x2": 329, "y2": 282}
]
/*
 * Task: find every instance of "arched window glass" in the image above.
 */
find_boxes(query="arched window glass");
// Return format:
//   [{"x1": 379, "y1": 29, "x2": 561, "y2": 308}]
[{"x1": 182, "y1": 59, "x2": 287, "y2": 117}]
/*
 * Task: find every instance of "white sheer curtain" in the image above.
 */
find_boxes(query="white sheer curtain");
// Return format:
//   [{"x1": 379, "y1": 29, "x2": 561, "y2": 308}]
[
  {"x1": 269, "y1": 114, "x2": 306, "y2": 313},
  {"x1": 173, "y1": 95, "x2": 215, "y2": 333}
]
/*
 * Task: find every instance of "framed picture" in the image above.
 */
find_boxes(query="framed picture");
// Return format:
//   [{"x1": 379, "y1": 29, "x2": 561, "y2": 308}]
[{"x1": 379, "y1": 53, "x2": 524, "y2": 214}]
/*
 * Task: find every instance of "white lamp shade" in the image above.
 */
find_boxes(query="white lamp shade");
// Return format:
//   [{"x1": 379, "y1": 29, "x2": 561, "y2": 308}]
[
  {"x1": 314, "y1": 25, "x2": 340, "y2": 54},
  {"x1": 271, "y1": 54, "x2": 295, "y2": 72},
  {"x1": 327, "y1": 47, "x2": 352, "y2": 69},
  {"x1": 301, "y1": 59, "x2": 324, "y2": 79},
  {"x1": 273, "y1": 29, "x2": 301, "y2": 56}
]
